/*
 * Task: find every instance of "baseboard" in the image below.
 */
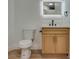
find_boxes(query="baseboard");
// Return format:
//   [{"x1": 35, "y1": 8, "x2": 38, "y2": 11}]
[
  {"x1": 8, "y1": 48, "x2": 21, "y2": 53},
  {"x1": 31, "y1": 49, "x2": 42, "y2": 54},
  {"x1": 8, "y1": 48, "x2": 41, "y2": 54}
]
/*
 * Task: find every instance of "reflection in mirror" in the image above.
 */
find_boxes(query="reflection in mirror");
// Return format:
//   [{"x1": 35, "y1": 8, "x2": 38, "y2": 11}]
[{"x1": 43, "y1": 2, "x2": 61, "y2": 15}]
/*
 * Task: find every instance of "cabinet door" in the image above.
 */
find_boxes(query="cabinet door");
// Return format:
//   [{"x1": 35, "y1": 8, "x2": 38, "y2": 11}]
[
  {"x1": 56, "y1": 34, "x2": 69, "y2": 54},
  {"x1": 42, "y1": 35, "x2": 55, "y2": 54}
]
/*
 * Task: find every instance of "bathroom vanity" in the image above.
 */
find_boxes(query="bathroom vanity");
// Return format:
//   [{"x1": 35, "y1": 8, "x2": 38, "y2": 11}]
[{"x1": 42, "y1": 27, "x2": 69, "y2": 54}]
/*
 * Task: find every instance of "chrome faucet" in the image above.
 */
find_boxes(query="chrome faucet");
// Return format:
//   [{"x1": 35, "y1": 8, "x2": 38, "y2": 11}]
[
  {"x1": 49, "y1": 20, "x2": 56, "y2": 26},
  {"x1": 52, "y1": 20, "x2": 54, "y2": 26}
]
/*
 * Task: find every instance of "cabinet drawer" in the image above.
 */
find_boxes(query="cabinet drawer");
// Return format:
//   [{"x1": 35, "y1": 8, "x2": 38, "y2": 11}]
[
  {"x1": 42, "y1": 32, "x2": 69, "y2": 35},
  {"x1": 42, "y1": 28, "x2": 69, "y2": 35}
]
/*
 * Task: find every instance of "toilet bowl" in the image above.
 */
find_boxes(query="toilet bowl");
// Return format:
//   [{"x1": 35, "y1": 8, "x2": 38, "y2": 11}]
[
  {"x1": 19, "y1": 29, "x2": 36, "y2": 59},
  {"x1": 19, "y1": 40, "x2": 32, "y2": 59}
]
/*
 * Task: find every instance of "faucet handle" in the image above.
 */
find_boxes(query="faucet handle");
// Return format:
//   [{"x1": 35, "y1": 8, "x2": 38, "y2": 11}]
[
  {"x1": 49, "y1": 24, "x2": 51, "y2": 26},
  {"x1": 55, "y1": 24, "x2": 57, "y2": 26}
]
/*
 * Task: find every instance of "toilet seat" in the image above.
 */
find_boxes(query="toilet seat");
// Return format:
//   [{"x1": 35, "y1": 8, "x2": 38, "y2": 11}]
[{"x1": 19, "y1": 40, "x2": 32, "y2": 48}]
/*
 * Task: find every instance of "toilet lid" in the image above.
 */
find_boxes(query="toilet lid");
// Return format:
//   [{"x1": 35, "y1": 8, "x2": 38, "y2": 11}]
[{"x1": 19, "y1": 40, "x2": 32, "y2": 48}]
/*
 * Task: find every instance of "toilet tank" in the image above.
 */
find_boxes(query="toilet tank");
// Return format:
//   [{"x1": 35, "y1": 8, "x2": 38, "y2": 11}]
[{"x1": 23, "y1": 29, "x2": 36, "y2": 40}]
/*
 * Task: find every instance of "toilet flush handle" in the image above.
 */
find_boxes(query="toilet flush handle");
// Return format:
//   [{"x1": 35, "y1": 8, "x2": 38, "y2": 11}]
[{"x1": 39, "y1": 30, "x2": 42, "y2": 32}]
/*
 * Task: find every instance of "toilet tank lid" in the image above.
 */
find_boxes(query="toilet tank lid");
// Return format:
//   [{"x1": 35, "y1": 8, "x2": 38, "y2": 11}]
[{"x1": 23, "y1": 27, "x2": 36, "y2": 30}]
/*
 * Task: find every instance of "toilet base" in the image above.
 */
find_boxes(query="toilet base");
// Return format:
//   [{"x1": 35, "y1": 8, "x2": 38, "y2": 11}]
[{"x1": 21, "y1": 48, "x2": 31, "y2": 59}]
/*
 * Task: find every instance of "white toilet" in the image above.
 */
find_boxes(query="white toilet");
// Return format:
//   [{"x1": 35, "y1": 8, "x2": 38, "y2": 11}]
[{"x1": 19, "y1": 29, "x2": 36, "y2": 59}]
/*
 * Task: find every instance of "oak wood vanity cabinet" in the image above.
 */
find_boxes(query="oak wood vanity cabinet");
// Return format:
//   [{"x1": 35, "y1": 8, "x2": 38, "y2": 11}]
[{"x1": 42, "y1": 27, "x2": 69, "y2": 54}]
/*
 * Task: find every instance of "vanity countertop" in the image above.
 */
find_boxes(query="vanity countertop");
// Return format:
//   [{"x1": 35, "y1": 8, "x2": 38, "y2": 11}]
[{"x1": 42, "y1": 27, "x2": 70, "y2": 29}]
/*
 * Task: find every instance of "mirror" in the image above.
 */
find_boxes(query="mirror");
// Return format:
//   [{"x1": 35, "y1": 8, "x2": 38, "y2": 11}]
[{"x1": 40, "y1": 0, "x2": 65, "y2": 17}]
